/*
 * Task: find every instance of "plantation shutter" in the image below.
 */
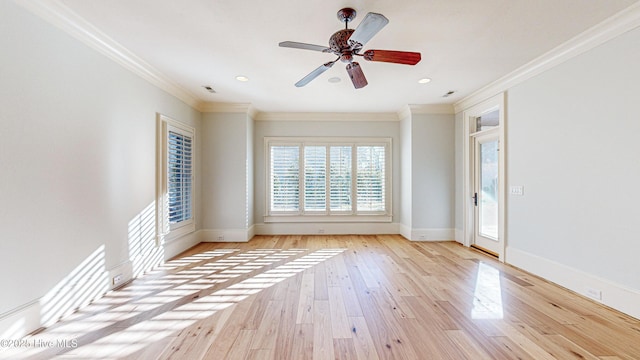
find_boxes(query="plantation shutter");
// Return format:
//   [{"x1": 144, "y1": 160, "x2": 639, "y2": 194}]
[
  {"x1": 304, "y1": 146, "x2": 326, "y2": 211},
  {"x1": 329, "y1": 146, "x2": 352, "y2": 212},
  {"x1": 168, "y1": 130, "x2": 193, "y2": 224},
  {"x1": 356, "y1": 145, "x2": 385, "y2": 212},
  {"x1": 270, "y1": 145, "x2": 300, "y2": 212}
]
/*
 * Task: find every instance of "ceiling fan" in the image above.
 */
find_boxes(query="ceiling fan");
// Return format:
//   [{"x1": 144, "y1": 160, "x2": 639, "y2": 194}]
[{"x1": 279, "y1": 8, "x2": 421, "y2": 89}]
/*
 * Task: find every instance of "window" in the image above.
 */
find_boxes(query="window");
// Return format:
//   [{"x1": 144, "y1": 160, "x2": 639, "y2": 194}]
[
  {"x1": 167, "y1": 128, "x2": 193, "y2": 227},
  {"x1": 356, "y1": 145, "x2": 386, "y2": 212},
  {"x1": 157, "y1": 114, "x2": 195, "y2": 242},
  {"x1": 266, "y1": 137, "x2": 391, "y2": 222},
  {"x1": 304, "y1": 146, "x2": 326, "y2": 212},
  {"x1": 270, "y1": 145, "x2": 299, "y2": 212}
]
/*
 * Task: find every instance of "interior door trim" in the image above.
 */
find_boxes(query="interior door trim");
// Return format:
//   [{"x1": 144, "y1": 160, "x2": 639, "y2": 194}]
[{"x1": 462, "y1": 93, "x2": 506, "y2": 262}]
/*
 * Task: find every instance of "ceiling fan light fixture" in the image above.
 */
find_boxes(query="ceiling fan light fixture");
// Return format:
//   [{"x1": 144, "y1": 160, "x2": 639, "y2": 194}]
[
  {"x1": 235, "y1": 75, "x2": 249, "y2": 82},
  {"x1": 418, "y1": 78, "x2": 432, "y2": 84}
]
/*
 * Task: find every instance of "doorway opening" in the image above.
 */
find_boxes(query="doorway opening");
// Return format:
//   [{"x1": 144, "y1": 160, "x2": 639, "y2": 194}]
[{"x1": 462, "y1": 94, "x2": 506, "y2": 261}]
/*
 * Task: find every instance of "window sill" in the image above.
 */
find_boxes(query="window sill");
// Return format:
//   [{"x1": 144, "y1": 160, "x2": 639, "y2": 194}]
[
  {"x1": 166, "y1": 222, "x2": 195, "y2": 242},
  {"x1": 264, "y1": 215, "x2": 392, "y2": 223}
]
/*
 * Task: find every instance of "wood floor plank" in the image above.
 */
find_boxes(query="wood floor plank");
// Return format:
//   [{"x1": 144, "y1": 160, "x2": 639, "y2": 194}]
[
  {"x1": 313, "y1": 300, "x2": 335, "y2": 360},
  {"x1": 333, "y1": 338, "x2": 358, "y2": 360},
  {"x1": 289, "y1": 324, "x2": 314, "y2": 360},
  {"x1": 223, "y1": 329, "x2": 255, "y2": 360},
  {"x1": 246, "y1": 348, "x2": 273, "y2": 360},
  {"x1": 8, "y1": 235, "x2": 640, "y2": 360},
  {"x1": 160, "y1": 301, "x2": 236, "y2": 360},
  {"x1": 349, "y1": 316, "x2": 379, "y2": 360},
  {"x1": 445, "y1": 329, "x2": 494, "y2": 359},
  {"x1": 296, "y1": 272, "x2": 315, "y2": 324},
  {"x1": 507, "y1": 322, "x2": 600, "y2": 360},
  {"x1": 250, "y1": 299, "x2": 284, "y2": 350},
  {"x1": 492, "y1": 321, "x2": 557, "y2": 360},
  {"x1": 328, "y1": 286, "x2": 353, "y2": 339},
  {"x1": 314, "y1": 261, "x2": 329, "y2": 301},
  {"x1": 273, "y1": 272, "x2": 302, "y2": 359}
]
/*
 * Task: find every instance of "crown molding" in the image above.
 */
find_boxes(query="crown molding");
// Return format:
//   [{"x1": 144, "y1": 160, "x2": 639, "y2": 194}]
[
  {"x1": 397, "y1": 105, "x2": 411, "y2": 121},
  {"x1": 408, "y1": 104, "x2": 455, "y2": 115},
  {"x1": 396, "y1": 104, "x2": 454, "y2": 121},
  {"x1": 14, "y1": 0, "x2": 201, "y2": 109},
  {"x1": 199, "y1": 102, "x2": 253, "y2": 113},
  {"x1": 247, "y1": 105, "x2": 259, "y2": 120},
  {"x1": 454, "y1": 1, "x2": 640, "y2": 113},
  {"x1": 253, "y1": 112, "x2": 400, "y2": 122}
]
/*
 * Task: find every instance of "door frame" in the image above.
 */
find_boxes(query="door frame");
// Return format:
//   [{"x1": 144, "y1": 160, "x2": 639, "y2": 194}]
[
  {"x1": 462, "y1": 93, "x2": 506, "y2": 261},
  {"x1": 473, "y1": 130, "x2": 500, "y2": 254}
]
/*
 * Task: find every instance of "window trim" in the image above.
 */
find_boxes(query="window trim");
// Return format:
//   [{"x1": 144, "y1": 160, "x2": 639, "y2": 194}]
[
  {"x1": 156, "y1": 114, "x2": 195, "y2": 244},
  {"x1": 264, "y1": 137, "x2": 392, "y2": 223}
]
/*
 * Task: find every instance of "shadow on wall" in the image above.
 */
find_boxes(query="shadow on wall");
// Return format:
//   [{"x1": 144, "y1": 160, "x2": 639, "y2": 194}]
[
  {"x1": 1, "y1": 203, "x2": 165, "y2": 340},
  {"x1": 1, "y1": 246, "x2": 109, "y2": 340},
  {"x1": 128, "y1": 202, "x2": 164, "y2": 278}
]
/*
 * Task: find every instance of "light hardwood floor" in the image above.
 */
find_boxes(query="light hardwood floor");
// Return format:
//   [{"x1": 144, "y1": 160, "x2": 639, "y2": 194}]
[{"x1": 5, "y1": 235, "x2": 640, "y2": 359}]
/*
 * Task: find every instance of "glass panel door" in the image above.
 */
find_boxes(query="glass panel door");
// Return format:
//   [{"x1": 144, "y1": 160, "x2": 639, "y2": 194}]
[
  {"x1": 474, "y1": 132, "x2": 500, "y2": 254},
  {"x1": 479, "y1": 139, "x2": 499, "y2": 240}
]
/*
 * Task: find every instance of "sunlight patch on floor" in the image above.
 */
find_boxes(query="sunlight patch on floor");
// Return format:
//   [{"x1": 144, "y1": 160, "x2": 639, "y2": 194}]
[{"x1": 11, "y1": 246, "x2": 345, "y2": 359}]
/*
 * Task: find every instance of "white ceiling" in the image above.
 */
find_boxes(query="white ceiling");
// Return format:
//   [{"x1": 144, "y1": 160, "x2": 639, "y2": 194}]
[{"x1": 57, "y1": 0, "x2": 637, "y2": 113}]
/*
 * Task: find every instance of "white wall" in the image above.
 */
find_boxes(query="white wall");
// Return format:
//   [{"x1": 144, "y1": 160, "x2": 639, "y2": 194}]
[
  {"x1": 0, "y1": 1, "x2": 201, "y2": 336},
  {"x1": 201, "y1": 112, "x2": 252, "y2": 240},
  {"x1": 247, "y1": 113, "x2": 255, "y2": 230},
  {"x1": 454, "y1": 112, "x2": 464, "y2": 241},
  {"x1": 399, "y1": 112, "x2": 456, "y2": 241},
  {"x1": 506, "y1": 27, "x2": 640, "y2": 316},
  {"x1": 399, "y1": 111, "x2": 412, "y2": 238},
  {"x1": 410, "y1": 114, "x2": 455, "y2": 232}
]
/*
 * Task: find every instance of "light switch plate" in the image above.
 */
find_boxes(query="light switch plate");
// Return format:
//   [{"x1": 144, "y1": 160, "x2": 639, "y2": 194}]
[{"x1": 510, "y1": 186, "x2": 524, "y2": 196}]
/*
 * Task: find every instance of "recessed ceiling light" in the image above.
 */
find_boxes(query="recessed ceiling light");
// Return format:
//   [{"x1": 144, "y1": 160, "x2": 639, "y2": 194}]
[
  {"x1": 418, "y1": 78, "x2": 432, "y2": 84},
  {"x1": 235, "y1": 75, "x2": 249, "y2": 82},
  {"x1": 328, "y1": 77, "x2": 341, "y2": 83}
]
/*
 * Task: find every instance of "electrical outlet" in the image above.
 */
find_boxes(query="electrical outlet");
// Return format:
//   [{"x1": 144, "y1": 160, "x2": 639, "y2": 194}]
[
  {"x1": 586, "y1": 287, "x2": 602, "y2": 300},
  {"x1": 318, "y1": 229, "x2": 325, "y2": 234},
  {"x1": 419, "y1": 235, "x2": 426, "y2": 240},
  {"x1": 113, "y1": 274, "x2": 123, "y2": 285},
  {"x1": 217, "y1": 234, "x2": 224, "y2": 241}
]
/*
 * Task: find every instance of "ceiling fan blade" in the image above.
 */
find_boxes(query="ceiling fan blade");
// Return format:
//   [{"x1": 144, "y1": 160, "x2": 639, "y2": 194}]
[
  {"x1": 363, "y1": 50, "x2": 421, "y2": 65},
  {"x1": 295, "y1": 61, "x2": 336, "y2": 87},
  {"x1": 348, "y1": 12, "x2": 389, "y2": 48},
  {"x1": 279, "y1": 41, "x2": 330, "y2": 52},
  {"x1": 346, "y1": 62, "x2": 368, "y2": 89}
]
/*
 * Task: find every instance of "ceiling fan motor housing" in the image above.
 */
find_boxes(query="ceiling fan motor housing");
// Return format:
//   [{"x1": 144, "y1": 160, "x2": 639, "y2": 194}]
[{"x1": 329, "y1": 29, "x2": 361, "y2": 63}]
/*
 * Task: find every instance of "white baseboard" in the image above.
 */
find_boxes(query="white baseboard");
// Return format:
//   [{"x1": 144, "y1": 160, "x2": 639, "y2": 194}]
[
  {"x1": 399, "y1": 224, "x2": 411, "y2": 240},
  {"x1": 164, "y1": 230, "x2": 201, "y2": 258},
  {"x1": 199, "y1": 228, "x2": 253, "y2": 242},
  {"x1": 409, "y1": 228, "x2": 455, "y2": 241},
  {"x1": 255, "y1": 222, "x2": 400, "y2": 235},
  {"x1": 107, "y1": 261, "x2": 132, "y2": 290},
  {"x1": 247, "y1": 225, "x2": 256, "y2": 240},
  {"x1": 0, "y1": 300, "x2": 41, "y2": 339},
  {"x1": 454, "y1": 228, "x2": 463, "y2": 243},
  {"x1": 506, "y1": 246, "x2": 640, "y2": 320}
]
